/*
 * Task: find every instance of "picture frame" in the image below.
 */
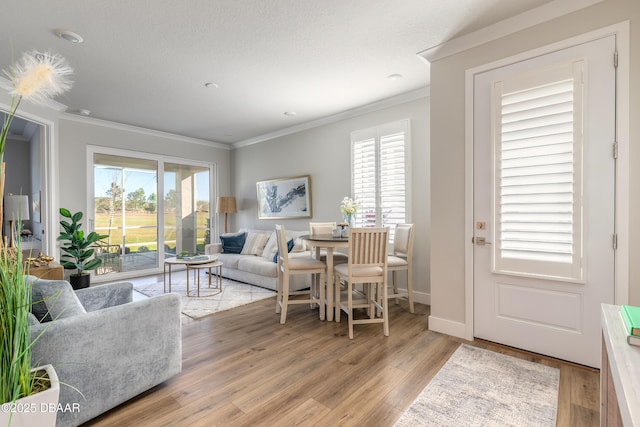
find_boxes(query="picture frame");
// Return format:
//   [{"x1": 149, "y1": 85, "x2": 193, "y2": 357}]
[{"x1": 256, "y1": 175, "x2": 312, "y2": 219}]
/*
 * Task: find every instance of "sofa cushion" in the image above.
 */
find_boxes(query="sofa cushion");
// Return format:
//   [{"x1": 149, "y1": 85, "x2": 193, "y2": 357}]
[
  {"x1": 261, "y1": 231, "x2": 278, "y2": 260},
  {"x1": 241, "y1": 232, "x2": 270, "y2": 256},
  {"x1": 31, "y1": 279, "x2": 87, "y2": 322},
  {"x1": 237, "y1": 256, "x2": 278, "y2": 278},
  {"x1": 220, "y1": 232, "x2": 246, "y2": 254},
  {"x1": 216, "y1": 253, "x2": 244, "y2": 269}
]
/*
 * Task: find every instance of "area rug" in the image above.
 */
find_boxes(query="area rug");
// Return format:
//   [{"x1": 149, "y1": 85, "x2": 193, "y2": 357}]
[
  {"x1": 395, "y1": 344, "x2": 559, "y2": 427},
  {"x1": 134, "y1": 277, "x2": 275, "y2": 319}
]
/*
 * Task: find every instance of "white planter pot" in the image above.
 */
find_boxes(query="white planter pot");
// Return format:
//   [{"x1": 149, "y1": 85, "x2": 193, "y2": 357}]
[{"x1": 0, "y1": 364, "x2": 60, "y2": 427}]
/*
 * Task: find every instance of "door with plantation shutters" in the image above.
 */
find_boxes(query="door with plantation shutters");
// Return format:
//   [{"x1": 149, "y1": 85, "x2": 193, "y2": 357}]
[{"x1": 473, "y1": 36, "x2": 616, "y2": 368}]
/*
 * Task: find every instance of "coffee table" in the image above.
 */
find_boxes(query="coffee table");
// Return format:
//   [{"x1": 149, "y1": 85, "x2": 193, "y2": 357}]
[
  {"x1": 163, "y1": 255, "x2": 222, "y2": 297},
  {"x1": 186, "y1": 260, "x2": 223, "y2": 297}
]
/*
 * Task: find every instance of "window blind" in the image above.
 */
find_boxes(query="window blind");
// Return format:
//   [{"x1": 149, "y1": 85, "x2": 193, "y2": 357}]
[
  {"x1": 493, "y1": 61, "x2": 583, "y2": 281},
  {"x1": 351, "y1": 120, "x2": 408, "y2": 241}
]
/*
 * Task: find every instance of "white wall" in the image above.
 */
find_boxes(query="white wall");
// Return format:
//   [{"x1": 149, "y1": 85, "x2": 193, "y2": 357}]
[
  {"x1": 231, "y1": 97, "x2": 431, "y2": 300},
  {"x1": 429, "y1": 0, "x2": 640, "y2": 332}
]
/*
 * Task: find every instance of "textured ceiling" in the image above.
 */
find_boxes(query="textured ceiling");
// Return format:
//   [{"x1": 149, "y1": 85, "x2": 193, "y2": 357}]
[{"x1": 2, "y1": 0, "x2": 554, "y2": 145}]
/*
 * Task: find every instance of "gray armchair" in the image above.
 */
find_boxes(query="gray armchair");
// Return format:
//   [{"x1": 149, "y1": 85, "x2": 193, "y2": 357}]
[{"x1": 27, "y1": 277, "x2": 182, "y2": 427}]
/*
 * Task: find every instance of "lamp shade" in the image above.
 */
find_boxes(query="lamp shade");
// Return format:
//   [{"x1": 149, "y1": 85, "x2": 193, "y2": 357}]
[
  {"x1": 4, "y1": 194, "x2": 30, "y2": 221},
  {"x1": 216, "y1": 196, "x2": 237, "y2": 214}
]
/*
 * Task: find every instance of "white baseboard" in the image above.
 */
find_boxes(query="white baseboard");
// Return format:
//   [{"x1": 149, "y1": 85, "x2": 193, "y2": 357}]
[
  {"x1": 397, "y1": 287, "x2": 430, "y2": 305},
  {"x1": 428, "y1": 315, "x2": 471, "y2": 340}
]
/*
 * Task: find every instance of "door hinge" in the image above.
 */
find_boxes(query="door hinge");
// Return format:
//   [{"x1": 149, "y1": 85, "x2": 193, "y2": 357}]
[
  {"x1": 614, "y1": 51, "x2": 619, "y2": 68},
  {"x1": 613, "y1": 234, "x2": 618, "y2": 250},
  {"x1": 613, "y1": 142, "x2": 619, "y2": 159}
]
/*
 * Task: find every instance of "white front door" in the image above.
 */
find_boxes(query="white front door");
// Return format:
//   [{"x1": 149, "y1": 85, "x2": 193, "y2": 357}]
[{"x1": 473, "y1": 35, "x2": 616, "y2": 368}]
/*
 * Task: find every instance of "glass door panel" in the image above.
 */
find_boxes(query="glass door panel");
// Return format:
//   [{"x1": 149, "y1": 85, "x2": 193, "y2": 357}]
[
  {"x1": 163, "y1": 163, "x2": 210, "y2": 257},
  {"x1": 94, "y1": 153, "x2": 158, "y2": 276}
]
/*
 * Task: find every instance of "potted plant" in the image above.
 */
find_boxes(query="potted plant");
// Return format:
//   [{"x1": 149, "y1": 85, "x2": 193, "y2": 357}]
[
  {"x1": 58, "y1": 208, "x2": 108, "y2": 289},
  {"x1": 0, "y1": 244, "x2": 61, "y2": 427}
]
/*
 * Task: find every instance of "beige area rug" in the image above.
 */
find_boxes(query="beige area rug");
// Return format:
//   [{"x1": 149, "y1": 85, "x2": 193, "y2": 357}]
[
  {"x1": 395, "y1": 344, "x2": 559, "y2": 427},
  {"x1": 134, "y1": 276, "x2": 275, "y2": 319}
]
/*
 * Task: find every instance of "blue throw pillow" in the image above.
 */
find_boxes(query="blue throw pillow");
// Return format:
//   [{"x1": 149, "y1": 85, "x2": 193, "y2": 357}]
[
  {"x1": 220, "y1": 232, "x2": 247, "y2": 254},
  {"x1": 273, "y1": 239, "x2": 295, "y2": 263}
]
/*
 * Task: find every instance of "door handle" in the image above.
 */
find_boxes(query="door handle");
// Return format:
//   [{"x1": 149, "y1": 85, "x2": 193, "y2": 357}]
[{"x1": 474, "y1": 237, "x2": 491, "y2": 246}]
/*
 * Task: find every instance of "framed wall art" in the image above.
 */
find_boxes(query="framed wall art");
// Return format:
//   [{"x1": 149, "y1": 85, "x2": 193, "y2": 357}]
[{"x1": 256, "y1": 175, "x2": 312, "y2": 219}]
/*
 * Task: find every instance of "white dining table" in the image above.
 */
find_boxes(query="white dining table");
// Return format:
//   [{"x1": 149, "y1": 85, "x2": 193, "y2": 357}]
[{"x1": 300, "y1": 234, "x2": 349, "y2": 322}]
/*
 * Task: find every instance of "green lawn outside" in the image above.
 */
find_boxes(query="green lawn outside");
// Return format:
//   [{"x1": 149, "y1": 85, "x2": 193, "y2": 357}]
[{"x1": 95, "y1": 210, "x2": 209, "y2": 252}]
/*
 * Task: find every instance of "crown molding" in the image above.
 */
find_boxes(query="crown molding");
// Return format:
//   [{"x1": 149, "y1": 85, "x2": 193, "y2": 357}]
[
  {"x1": 60, "y1": 113, "x2": 231, "y2": 150},
  {"x1": 233, "y1": 86, "x2": 430, "y2": 149},
  {"x1": 418, "y1": 0, "x2": 605, "y2": 63}
]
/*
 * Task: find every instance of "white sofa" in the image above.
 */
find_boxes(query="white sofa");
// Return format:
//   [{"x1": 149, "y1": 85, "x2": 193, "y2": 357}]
[{"x1": 204, "y1": 228, "x2": 312, "y2": 291}]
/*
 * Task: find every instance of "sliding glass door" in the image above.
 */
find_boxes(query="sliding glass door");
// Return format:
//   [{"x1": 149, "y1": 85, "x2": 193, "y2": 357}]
[
  {"x1": 90, "y1": 148, "x2": 215, "y2": 279},
  {"x1": 163, "y1": 163, "x2": 211, "y2": 258}
]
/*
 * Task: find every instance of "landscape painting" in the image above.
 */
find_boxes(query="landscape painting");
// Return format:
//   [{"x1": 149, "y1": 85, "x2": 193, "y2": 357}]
[{"x1": 256, "y1": 175, "x2": 312, "y2": 219}]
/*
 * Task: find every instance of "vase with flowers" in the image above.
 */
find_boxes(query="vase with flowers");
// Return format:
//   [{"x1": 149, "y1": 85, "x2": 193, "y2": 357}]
[
  {"x1": 0, "y1": 49, "x2": 73, "y2": 426},
  {"x1": 340, "y1": 196, "x2": 359, "y2": 229}
]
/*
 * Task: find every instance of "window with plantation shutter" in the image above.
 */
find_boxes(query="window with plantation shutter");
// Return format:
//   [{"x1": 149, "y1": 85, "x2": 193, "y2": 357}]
[
  {"x1": 351, "y1": 120, "x2": 408, "y2": 241},
  {"x1": 493, "y1": 61, "x2": 584, "y2": 281}
]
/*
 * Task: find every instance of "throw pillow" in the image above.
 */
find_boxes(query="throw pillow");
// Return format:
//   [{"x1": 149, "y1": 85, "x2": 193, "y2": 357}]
[
  {"x1": 31, "y1": 279, "x2": 87, "y2": 322},
  {"x1": 220, "y1": 232, "x2": 246, "y2": 254},
  {"x1": 241, "y1": 232, "x2": 270, "y2": 256},
  {"x1": 273, "y1": 239, "x2": 295, "y2": 263},
  {"x1": 261, "y1": 231, "x2": 278, "y2": 260}
]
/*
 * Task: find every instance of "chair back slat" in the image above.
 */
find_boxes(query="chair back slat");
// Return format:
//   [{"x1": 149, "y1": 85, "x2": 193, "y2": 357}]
[{"x1": 348, "y1": 227, "x2": 388, "y2": 267}]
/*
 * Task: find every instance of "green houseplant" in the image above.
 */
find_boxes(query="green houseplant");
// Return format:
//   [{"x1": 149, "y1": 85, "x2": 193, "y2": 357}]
[{"x1": 58, "y1": 208, "x2": 108, "y2": 290}]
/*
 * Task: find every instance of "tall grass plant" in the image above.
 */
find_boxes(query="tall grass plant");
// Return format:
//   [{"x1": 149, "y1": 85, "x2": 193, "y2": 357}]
[{"x1": 0, "y1": 243, "x2": 34, "y2": 403}]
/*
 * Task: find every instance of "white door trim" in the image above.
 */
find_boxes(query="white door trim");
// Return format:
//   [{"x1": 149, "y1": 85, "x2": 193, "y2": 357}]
[{"x1": 463, "y1": 21, "x2": 630, "y2": 341}]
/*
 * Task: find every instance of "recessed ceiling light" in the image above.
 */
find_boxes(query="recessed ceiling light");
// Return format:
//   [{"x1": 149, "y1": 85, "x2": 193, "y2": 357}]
[
  {"x1": 204, "y1": 82, "x2": 219, "y2": 89},
  {"x1": 284, "y1": 111, "x2": 297, "y2": 117},
  {"x1": 387, "y1": 73, "x2": 403, "y2": 81},
  {"x1": 54, "y1": 29, "x2": 84, "y2": 44},
  {"x1": 78, "y1": 109, "x2": 91, "y2": 116}
]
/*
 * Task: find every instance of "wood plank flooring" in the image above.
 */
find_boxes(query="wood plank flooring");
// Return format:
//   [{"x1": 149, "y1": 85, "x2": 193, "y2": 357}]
[{"x1": 85, "y1": 275, "x2": 600, "y2": 426}]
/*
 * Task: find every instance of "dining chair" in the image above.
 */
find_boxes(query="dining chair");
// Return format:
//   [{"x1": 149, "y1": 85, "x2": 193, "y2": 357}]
[
  {"x1": 334, "y1": 227, "x2": 389, "y2": 339},
  {"x1": 309, "y1": 221, "x2": 349, "y2": 262},
  {"x1": 275, "y1": 224, "x2": 327, "y2": 324},
  {"x1": 387, "y1": 223, "x2": 415, "y2": 313}
]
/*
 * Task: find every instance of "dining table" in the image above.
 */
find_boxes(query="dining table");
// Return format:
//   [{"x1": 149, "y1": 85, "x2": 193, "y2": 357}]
[{"x1": 300, "y1": 233, "x2": 349, "y2": 322}]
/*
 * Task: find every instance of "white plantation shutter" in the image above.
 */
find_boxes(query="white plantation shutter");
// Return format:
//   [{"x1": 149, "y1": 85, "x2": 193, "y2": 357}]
[
  {"x1": 351, "y1": 120, "x2": 408, "y2": 241},
  {"x1": 493, "y1": 61, "x2": 584, "y2": 281}
]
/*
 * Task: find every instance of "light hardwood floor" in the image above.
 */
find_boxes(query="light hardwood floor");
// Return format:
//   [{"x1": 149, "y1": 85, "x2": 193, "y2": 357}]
[{"x1": 86, "y1": 275, "x2": 600, "y2": 426}]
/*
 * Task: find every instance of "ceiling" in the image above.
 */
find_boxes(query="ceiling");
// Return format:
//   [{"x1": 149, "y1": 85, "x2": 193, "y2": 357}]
[{"x1": 2, "y1": 0, "x2": 555, "y2": 145}]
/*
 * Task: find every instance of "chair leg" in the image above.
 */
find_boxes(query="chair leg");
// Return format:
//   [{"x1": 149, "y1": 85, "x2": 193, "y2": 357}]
[
  {"x1": 347, "y1": 281, "x2": 354, "y2": 339},
  {"x1": 392, "y1": 271, "x2": 400, "y2": 305},
  {"x1": 407, "y1": 267, "x2": 415, "y2": 314},
  {"x1": 280, "y1": 274, "x2": 290, "y2": 324},
  {"x1": 382, "y1": 279, "x2": 390, "y2": 336},
  {"x1": 276, "y1": 270, "x2": 283, "y2": 314},
  {"x1": 334, "y1": 274, "x2": 341, "y2": 323},
  {"x1": 318, "y1": 272, "x2": 325, "y2": 321}
]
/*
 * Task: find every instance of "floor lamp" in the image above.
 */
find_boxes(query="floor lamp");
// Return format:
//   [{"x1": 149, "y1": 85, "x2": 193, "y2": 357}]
[
  {"x1": 5, "y1": 194, "x2": 30, "y2": 248},
  {"x1": 217, "y1": 196, "x2": 237, "y2": 234}
]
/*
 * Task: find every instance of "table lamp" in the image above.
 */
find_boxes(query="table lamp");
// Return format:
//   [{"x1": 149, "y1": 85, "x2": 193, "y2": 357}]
[
  {"x1": 5, "y1": 194, "x2": 30, "y2": 248},
  {"x1": 216, "y1": 196, "x2": 237, "y2": 234}
]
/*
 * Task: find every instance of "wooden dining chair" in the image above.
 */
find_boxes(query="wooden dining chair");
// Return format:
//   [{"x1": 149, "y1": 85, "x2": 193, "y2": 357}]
[
  {"x1": 334, "y1": 227, "x2": 389, "y2": 339},
  {"x1": 275, "y1": 224, "x2": 327, "y2": 324},
  {"x1": 387, "y1": 223, "x2": 415, "y2": 313}
]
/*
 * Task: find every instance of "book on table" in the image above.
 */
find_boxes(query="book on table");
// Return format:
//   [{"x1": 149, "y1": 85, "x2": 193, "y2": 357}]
[{"x1": 620, "y1": 305, "x2": 640, "y2": 347}]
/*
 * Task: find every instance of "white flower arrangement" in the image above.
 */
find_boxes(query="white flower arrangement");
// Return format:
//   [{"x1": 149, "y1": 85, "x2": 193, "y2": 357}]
[{"x1": 340, "y1": 196, "x2": 359, "y2": 215}]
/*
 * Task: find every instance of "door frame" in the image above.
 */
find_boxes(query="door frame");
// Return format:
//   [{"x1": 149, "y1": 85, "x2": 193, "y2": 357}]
[{"x1": 463, "y1": 21, "x2": 630, "y2": 341}]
